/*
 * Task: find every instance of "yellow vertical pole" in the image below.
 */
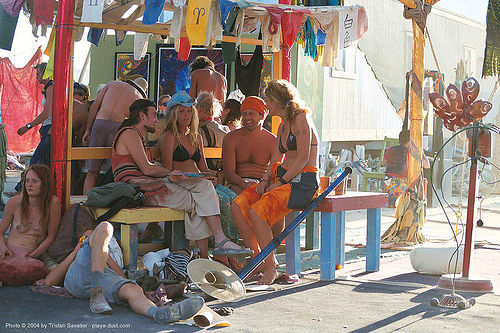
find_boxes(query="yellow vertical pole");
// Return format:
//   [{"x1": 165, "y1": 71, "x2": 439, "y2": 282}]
[
  {"x1": 65, "y1": 34, "x2": 75, "y2": 209},
  {"x1": 271, "y1": 50, "x2": 283, "y2": 134},
  {"x1": 408, "y1": 20, "x2": 424, "y2": 188}
]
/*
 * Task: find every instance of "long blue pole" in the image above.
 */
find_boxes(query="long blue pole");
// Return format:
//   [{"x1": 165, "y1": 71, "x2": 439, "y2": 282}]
[{"x1": 238, "y1": 167, "x2": 353, "y2": 281}]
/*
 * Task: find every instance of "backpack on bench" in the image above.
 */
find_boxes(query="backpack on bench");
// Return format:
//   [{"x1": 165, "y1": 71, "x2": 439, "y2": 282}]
[{"x1": 86, "y1": 182, "x2": 145, "y2": 223}]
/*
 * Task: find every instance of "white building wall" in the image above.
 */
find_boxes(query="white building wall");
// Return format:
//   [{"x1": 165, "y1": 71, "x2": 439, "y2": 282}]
[{"x1": 321, "y1": 47, "x2": 402, "y2": 141}]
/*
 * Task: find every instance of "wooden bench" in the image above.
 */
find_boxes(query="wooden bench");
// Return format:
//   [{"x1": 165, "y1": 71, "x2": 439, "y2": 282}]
[
  {"x1": 70, "y1": 196, "x2": 186, "y2": 271},
  {"x1": 286, "y1": 191, "x2": 388, "y2": 281}
]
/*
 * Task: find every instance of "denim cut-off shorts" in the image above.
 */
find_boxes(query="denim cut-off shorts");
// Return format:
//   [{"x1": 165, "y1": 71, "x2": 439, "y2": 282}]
[{"x1": 64, "y1": 238, "x2": 136, "y2": 304}]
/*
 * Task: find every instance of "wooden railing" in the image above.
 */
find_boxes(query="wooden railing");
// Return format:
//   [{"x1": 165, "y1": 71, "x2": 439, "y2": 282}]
[{"x1": 70, "y1": 146, "x2": 222, "y2": 160}]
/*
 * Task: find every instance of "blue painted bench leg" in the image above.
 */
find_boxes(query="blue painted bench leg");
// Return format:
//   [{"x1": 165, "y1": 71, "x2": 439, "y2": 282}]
[
  {"x1": 172, "y1": 220, "x2": 189, "y2": 250},
  {"x1": 320, "y1": 212, "x2": 337, "y2": 281},
  {"x1": 285, "y1": 211, "x2": 301, "y2": 276},
  {"x1": 335, "y1": 211, "x2": 345, "y2": 267},
  {"x1": 121, "y1": 224, "x2": 139, "y2": 271},
  {"x1": 366, "y1": 208, "x2": 381, "y2": 272}
]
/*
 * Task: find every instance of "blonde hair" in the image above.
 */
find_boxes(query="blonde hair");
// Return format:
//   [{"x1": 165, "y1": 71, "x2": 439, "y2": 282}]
[
  {"x1": 164, "y1": 104, "x2": 200, "y2": 146},
  {"x1": 264, "y1": 80, "x2": 310, "y2": 122}
]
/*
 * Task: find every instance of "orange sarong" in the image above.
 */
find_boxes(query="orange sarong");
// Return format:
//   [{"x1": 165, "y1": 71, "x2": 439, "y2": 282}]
[{"x1": 233, "y1": 163, "x2": 318, "y2": 226}]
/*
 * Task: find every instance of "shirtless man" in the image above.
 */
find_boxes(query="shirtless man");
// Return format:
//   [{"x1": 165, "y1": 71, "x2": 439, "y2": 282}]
[
  {"x1": 72, "y1": 99, "x2": 90, "y2": 147},
  {"x1": 222, "y1": 96, "x2": 276, "y2": 194},
  {"x1": 82, "y1": 78, "x2": 148, "y2": 194},
  {"x1": 189, "y1": 56, "x2": 227, "y2": 103}
]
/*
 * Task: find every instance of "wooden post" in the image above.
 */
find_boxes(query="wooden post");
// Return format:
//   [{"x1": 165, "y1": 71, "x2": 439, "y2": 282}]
[
  {"x1": 51, "y1": 0, "x2": 74, "y2": 208},
  {"x1": 408, "y1": 19, "x2": 424, "y2": 188}
]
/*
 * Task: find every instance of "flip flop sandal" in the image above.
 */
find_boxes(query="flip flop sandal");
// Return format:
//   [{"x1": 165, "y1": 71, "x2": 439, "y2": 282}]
[{"x1": 211, "y1": 238, "x2": 254, "y2": 257}]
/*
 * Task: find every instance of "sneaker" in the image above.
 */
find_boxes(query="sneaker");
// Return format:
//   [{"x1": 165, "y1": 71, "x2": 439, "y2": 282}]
[
  {"x1": 89, "y1": 287, "x2": 113, "y2": 314},
  {"x1": 153, "y1": 297, "x2": 204, "y2": 323}
]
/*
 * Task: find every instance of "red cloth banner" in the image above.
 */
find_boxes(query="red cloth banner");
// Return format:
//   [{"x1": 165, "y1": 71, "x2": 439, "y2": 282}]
[
  {"x1": 0, "y1": 48, "x2": 43, "y2": 154},
  {"x1": 34, "y1": 0, "x2": 53, "y2": 26}
]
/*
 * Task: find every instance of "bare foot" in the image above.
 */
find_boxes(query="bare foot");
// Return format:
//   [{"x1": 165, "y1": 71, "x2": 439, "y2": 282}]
[{"x1": 258, "y1": 268, "x2": 279, "y2": 285}]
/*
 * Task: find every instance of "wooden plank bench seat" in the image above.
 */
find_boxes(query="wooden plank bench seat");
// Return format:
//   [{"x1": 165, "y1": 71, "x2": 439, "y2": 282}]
[
  {"x1": 286, "y1": 191, "x2": 388, "y2": 281},
  {"x1": 70, "y1": 196, "x2": 186, "y2": 271}
]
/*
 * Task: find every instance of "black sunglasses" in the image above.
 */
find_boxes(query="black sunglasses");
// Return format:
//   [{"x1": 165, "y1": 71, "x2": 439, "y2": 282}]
[{"x1": 163, "y1": 102, "x2": 169, "y2": 106}]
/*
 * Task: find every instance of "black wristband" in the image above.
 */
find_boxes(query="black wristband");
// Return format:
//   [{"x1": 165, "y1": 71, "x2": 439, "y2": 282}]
[
  {"x1": 278, "y1": 177, "x2": 287, "y2": 185},
  {"x1": 26, "y1": 123, "x2": 33, "y2": 129}
]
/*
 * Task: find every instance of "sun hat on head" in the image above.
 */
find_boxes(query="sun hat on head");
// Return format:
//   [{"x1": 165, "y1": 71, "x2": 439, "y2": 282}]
[
  {"x1": 125, "y1": 77, "x2": 148, "y2": 98},
  {"x1": 167, "y1": 90, "x2": 196, "y2": 113},
  {"x1": 241, "y1": 96, "x2": 268, "y2": 115}
]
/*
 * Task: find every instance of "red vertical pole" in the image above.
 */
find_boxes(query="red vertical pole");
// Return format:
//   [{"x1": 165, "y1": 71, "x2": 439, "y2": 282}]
[
  {"x1": 279, "y1": 0, "x2": 292, "y2": 82},
  {"x1": 51, "y1": 0, "x2": 74, "y2": 206},
  {"x1": 462, "y1": 125, "x2": 479, "y2": 278}
]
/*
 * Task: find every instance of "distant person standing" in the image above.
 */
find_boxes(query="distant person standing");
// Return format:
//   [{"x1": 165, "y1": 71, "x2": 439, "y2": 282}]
[
  {"x1": 11, "y1": 63, "x2": 53, "y2": 195},
  {"x1": 189, "y1": 56, "x2": 227, "y2": 104},
  {"x1": 382, "y1": 129, "x2": 429, "y2": 207},
  {"x1": 81, "y1": 78, "x2": 148, "y2": 194},
  {"x1": 16, "y1": 63, "x2": 52, "y2": 166}
]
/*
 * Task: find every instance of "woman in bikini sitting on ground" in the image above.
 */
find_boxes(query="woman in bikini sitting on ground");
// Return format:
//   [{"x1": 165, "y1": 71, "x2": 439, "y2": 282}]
[
  {"x1": 159, "y1": 91, "x2": 251, "y2": 263},
  {"x1": 231, "y1": 80, "x2": 319, "y2": 284},
  {"x1": 0, "y1": 165, "x2": 61, "y2": 276}
]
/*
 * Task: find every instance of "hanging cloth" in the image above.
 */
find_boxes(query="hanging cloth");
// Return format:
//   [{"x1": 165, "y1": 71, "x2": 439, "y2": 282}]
[
  {"x1": 34, "y1": 0, "x2": 52, "y2": 26},
  {"x1": 134, "y1": 33, "x2": 150, "y2": 61},
  {"x1": 0, "y1": 48, "x2": 43, "y2": 153},
  {"x1": 218, "y1": 0, "x2": 237, "y2": 30},
  {"x1": 170, "y1": 0, "x2": 187, "y2": 8},
  {"x1": 178, "y1": 37, "x2": 191, "y2": 60},
  {"x1": 338, "y1": 6, "x2": 357, "y2": 50},
  {"x1": 300, "y1": 17, "x2": 317, "y2": 60},
  {"x1": 81, "y1": 0, "x2": 104, "y2": 23},
  {"x1": 115, "y1": 30, "x2": 127, "y2": 46},
  {"x1": 310, "y1": 10, "x2": 339, "y2": 67},
  {"x1": 235, "y1": 45, "x2": 264, "y2": 97},
  {"x1": 259, "y1": 11, "x2": 281, "y2": 52},
  {"x1": 0, "y1": 2, "x2": 19, "y2": 51},
  {"x1": 263, "y1": 6, "x2": 283, "y2": 35},
  {"x1": 169, "y1": 6, "x2": 186, "y2": 40},
  {"x1": 221, "y1": 7, "x2": 240, "y2": 63},
  {"x1": 203, "y1": 0, "x2": 223, "y2": 48},
  {"x1": 185, "y1": 0, "x2": 212, "y2": 45},
  {"x1": 281, "y1": 8, "x2": 310, "y2": 49},
  {"x1": 142, "y1": 0, "x2": 166, "y2": 25},
  {"x1": 87, "y1": 27, "x2": 104, "y2": 46},
  {"x1": 0, "y1": 0, "x2": 23, "y2": 17}
]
